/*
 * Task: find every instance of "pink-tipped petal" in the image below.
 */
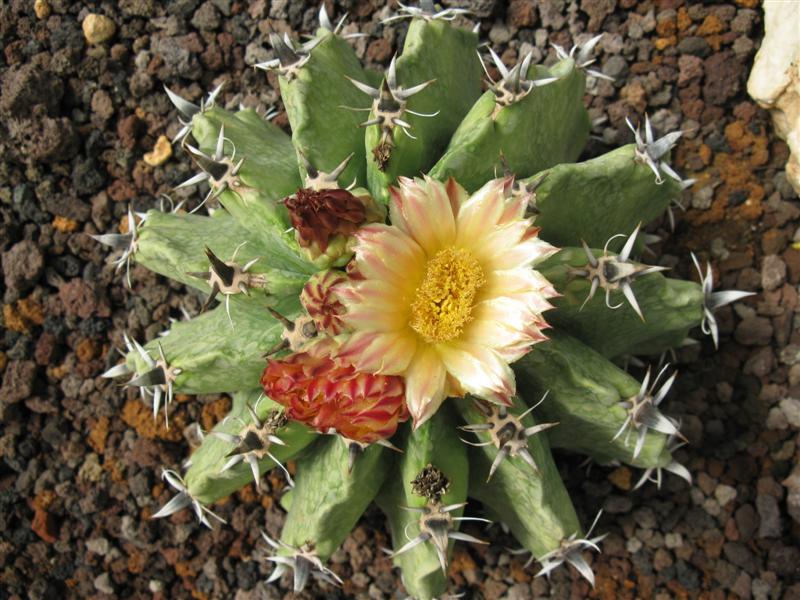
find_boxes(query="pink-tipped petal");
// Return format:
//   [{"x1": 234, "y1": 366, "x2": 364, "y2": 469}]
[
  {"x1": 390, "y1": 177, "x2": 457, "y2": 256},
  {"x1": 354, "y1": 224, "x2": 427, "y2": 281},
  {"x1": 445, "y1": 178, "x2": 469, "y2": 215},
  {"x1": 405, "y1": 345, "x2": 448, "y2": 427},
  {"x1": 342, "y1": 331, "x2": 417, "y2": 375},
  {"x1": 437, "y1": 342, "x2": 516, "y2": 403},
  {"x1": 489, "y1": 234, "x2": 559, "y2": 271},
  {"x1": 454, "y1": 178, "x2": 509, "y2": 244}
]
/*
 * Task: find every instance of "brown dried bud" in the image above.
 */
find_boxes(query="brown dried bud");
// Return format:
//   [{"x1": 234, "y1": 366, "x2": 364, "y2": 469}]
[
  {"x1": 411, "y1": 464, "x2": 450, "y2": 502},
  {"x1": 284, "y1": 188, "x2": 367, "y2": 252}
]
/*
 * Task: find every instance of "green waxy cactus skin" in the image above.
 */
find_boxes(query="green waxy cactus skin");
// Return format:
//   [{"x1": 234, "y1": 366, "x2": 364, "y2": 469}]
[
  {"x1": 126, "y1": 295, "x2": 300, "y2": 395},
  {"x1": 191, "y1": 108, "x2": 316, "y2": 275},
  {"x1": 185, "y1": 389, "x2": 314, "y2": 504},
  {"x1": 192, "y1": 106, "x2": 300, "y2": 202},
  {"x1": 539, "y1": 248, "x2": 705, "y2": 358},
  {"x1": 525, "y1": 144, "x2": 682, "y2": 250},
  {"x1": 457, "y1": 398, "x2": 581, "y2": 559},
  {"x1": 514, "y1": 331, "x2": 671, "y2": 468},
  {"x1": 428, "y1": 59, "x2": 590, "y2": 193},
  {"x1": 279, "y1": 437, "x2": 390, "y2": 560},
  {"x1": 376, "y1": 408, "x2": 469, "y2": 600},
  {"x1": 365, "y1": 19, "x2": 482, "y2": 203},
  {"x1": 279, "y1": 29, "x2": 379, "y2": 188},
  {"x1": 135, "y1": 209, "x2": 308, "y2": 296}
]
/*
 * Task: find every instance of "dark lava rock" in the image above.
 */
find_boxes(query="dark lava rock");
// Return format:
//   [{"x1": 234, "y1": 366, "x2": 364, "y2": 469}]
[
  {"x1": 443, "y1": 0, "x2": 497, "y2": 18},
  {"x1": 734, "y1": 316, "x2": 773, "y2": 346},
  {"x1": 191, "y1": 1, "x2": 221, "y2": 30},
  {"x1": 58, "y1": 279, "x2": 109, "y2": 320},
  {"x1": 581, "y1": 0, "x2": 616, "y2": 32},
  {"x1": 767, "y1": 545, "x2": 800, "y2": 579},
  {"x1": 722, "y1": 542, "x2": 757, "y2": 573},
  {"x1": 155, "y1": 35, "x2": 202, "y2": 79},
  {"x1": 72, "y1": 159, "x2": 107, "y2": 196},
  {"x1": 703, "y1": 51, "x2": 741, "y2": 106},
  {"x1": 0, "y1": 360, "x2": 37, "y2": 404},
  {"x1": 677, "y1": 36, "x2": 711, "y2": 58},
  {"x1": 40, "y1": 194, "x2": 90, "y2": 222},
  {"x1": 0, "y1": 64, "x2": 64, "y2": 118},
  {"x1": 120, "y1": 0, "x2": 155, "y2": 17},
  {"x1": 6, "y1": 115, "x2": 79, "y2": 163},
  {"x1": 2, "y1": 240, "x2": 44, "y2": 292}
]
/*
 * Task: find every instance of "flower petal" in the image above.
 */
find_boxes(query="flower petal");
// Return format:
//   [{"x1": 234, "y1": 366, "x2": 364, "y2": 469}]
[
  {"x1": 445, "y1": 178, "x2": 469, "y2": 214},
  {"x1": 454, "y1": 178, "x2": 508, "y2": 245},
  {"x1": 353, "y1": 224, "x2": 426, "y2": 286},
  {"x1": 437, "y1": 342, "x2": 515, "y2": 404},
  {"x1": 479, "y1": 268, "x2": 557, "y2": 311},
  {"x1": 390, "y1": 177, "x2": 456, "y2": 256},
  {"x1": 337, "y1": 330, "x2": 417, "y2": 375},
  {"x1": 487, "y1": 231, "x2": 558, "y2": 271},
  {"x1": 405, "y1": 345, "x2": 447, "y2": 427},
  {"x1": 339, "y1": 279, "x2": 412, "y2": 331}
]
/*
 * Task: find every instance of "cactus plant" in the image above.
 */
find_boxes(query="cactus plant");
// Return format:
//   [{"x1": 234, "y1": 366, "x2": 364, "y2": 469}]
[{"x1": 95, "y1": 4, "x2": 754, "y2": 598}]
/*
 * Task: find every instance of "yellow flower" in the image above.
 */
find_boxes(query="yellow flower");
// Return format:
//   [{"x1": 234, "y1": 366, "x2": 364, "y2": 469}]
[{"x1": 337, "y1": 176, "x2": 558, "y2": 426}]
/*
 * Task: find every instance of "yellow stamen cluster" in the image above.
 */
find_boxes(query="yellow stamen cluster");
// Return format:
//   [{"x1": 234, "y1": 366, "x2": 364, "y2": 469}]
[{"x1": 410, "y1": 247, "x2": 485, "y2": 343}]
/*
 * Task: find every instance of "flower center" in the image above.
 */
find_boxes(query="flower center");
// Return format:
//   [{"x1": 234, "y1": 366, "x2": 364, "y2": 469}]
[{"x1": 410, "y1": 247, "x2": 485, "y2": 344}]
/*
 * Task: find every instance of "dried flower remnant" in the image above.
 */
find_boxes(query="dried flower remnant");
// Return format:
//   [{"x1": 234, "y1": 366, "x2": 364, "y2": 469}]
[
  {"x1": 391, "y1": 465, "x2": 489, "y2": 573},
  {"x1": 285, "y1": 188, "x2": 366, "y2": 252}
]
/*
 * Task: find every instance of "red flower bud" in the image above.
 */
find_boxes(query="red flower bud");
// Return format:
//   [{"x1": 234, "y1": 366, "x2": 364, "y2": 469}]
[{"x1": 261, "y1": 352, "x2": 407, "y2": 443}]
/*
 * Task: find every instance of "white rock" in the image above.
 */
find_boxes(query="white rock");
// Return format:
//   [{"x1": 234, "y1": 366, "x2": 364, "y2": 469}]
[
  {"x1": 782, "y1": 465, "x2": 800, "y2": 524},
  {"x1": 626, "y1": 537, "x2": 642, "y2": 553},
  {"x1": 86, "y1": 537, "x2": 110, "y2": 556},
  {"x1": 714, "y1": 484, "x2": 738, "y2": 507},
  {"x1": 747, "y1": 1, "x2": 800, "y2": 194},
  {"x1": 766, "y1": 406, "x2": 788, "y2": 430},
  {"x1": 779, "y1": 397, "x2": 800, "y2": 427}
]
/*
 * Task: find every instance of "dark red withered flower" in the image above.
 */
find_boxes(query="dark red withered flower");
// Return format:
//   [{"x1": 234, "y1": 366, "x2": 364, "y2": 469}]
[{"x1": 284, "y1": 188, "x2": 367, "y2": 252}]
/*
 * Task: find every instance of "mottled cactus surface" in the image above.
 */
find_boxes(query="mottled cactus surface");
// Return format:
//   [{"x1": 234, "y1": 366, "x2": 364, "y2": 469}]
[{"x1": 95, "y1": 4, "x2": 753, "y2": 599}]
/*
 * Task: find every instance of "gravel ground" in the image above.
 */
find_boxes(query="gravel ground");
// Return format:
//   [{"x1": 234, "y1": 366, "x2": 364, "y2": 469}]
[{"x1": 1, "y1": 0, "x2": 799, "y2": 598}]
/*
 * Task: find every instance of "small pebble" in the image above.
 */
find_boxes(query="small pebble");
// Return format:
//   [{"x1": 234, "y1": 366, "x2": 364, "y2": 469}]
[
  {"x1": 82, "y1": 14, "x2": 117, "y2": 44},
  {"x1": 703, "y1": 498, "x2": 721, "y2": 517},
  {"x1": 779, "y1": 398, "x2": 800, "y2": 428},
  {"x1": 714, "y1": 484, "x2": 738, "y2": 507},
  {"x1": 756, "y1": 494, "x2": 782, "y2": 538},
  {"x1": 34, "y1": 0, "x2": 51, "y2": 19},
  {"x1": 761, "y1": 255, "x2": 786, "y2": 291},
  {"x1": 143, "y1": 135, "x2": 173, "y2": 167},
  {"x1": 626, "y1": 537, "x2": 643, "y2": 553},
  {"x1": 94, "y1": 572, "x2": 114, "y2": 595},
  {"x1": 86, "y1": 537, "x2": 110, "y2": 556}
]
